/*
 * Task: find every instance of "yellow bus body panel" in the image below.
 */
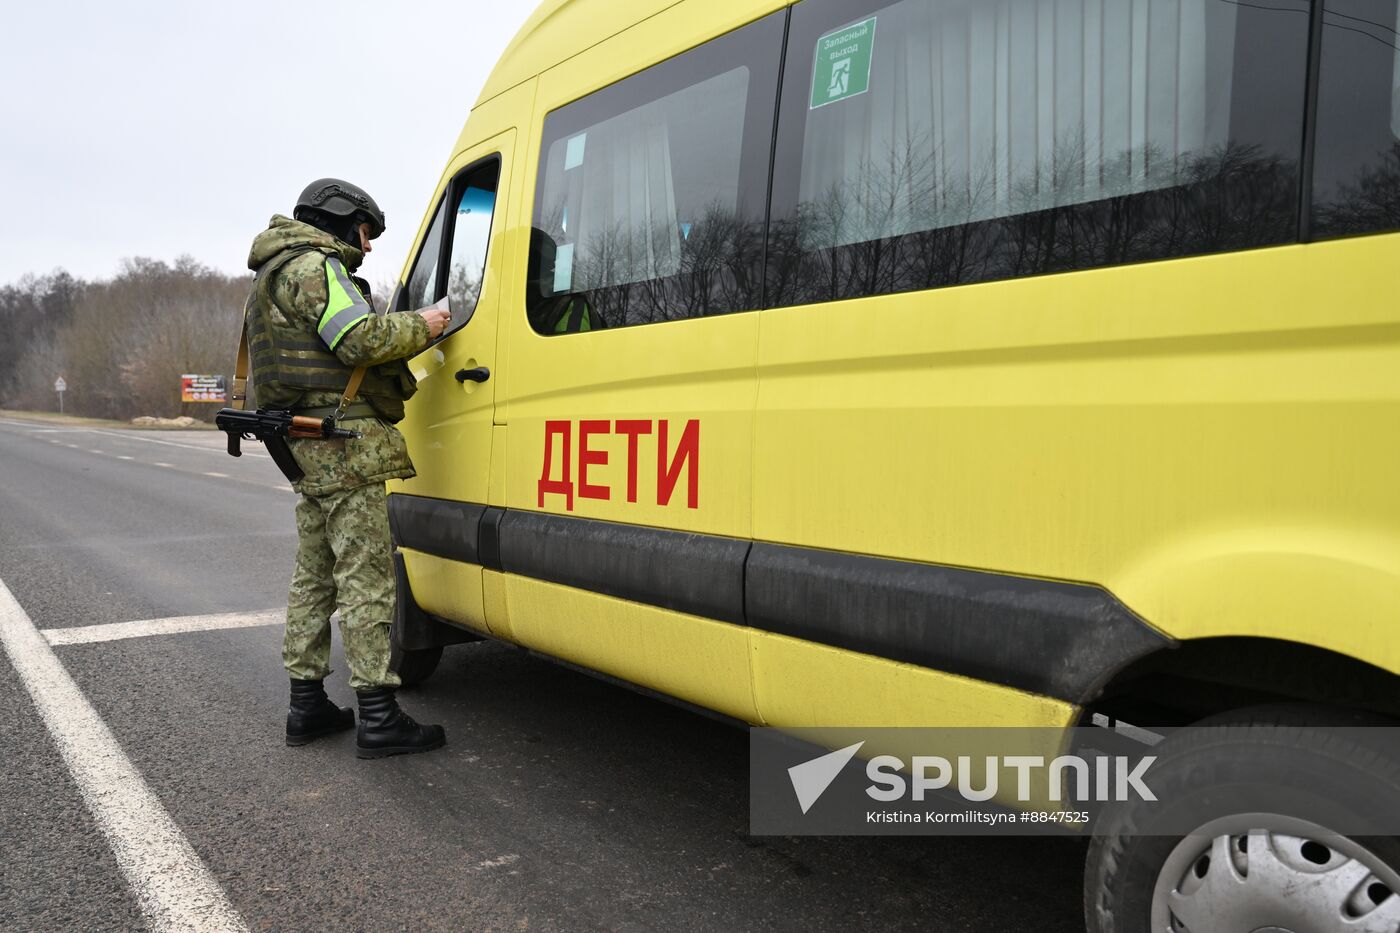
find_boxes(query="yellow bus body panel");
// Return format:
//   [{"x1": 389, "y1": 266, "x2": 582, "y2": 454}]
[
  {"x1": 492, "y1": 573, "x2": 1075, "y2": 732},
  {"x1": 754, "y1": 235, "x2": 1400, "y2": 675},
  {"x1": 503, "y1": 576, "x2": 762, "y2": 723},
  {"x1": 398, "y1": 548, "x2": 491, "y2": 638},
  {"x1": 476, "y1": 0, "x2": 788, "y2": 107},
  {"x1": 493, "y1": 0, "x2": 793, "y2": 539}
]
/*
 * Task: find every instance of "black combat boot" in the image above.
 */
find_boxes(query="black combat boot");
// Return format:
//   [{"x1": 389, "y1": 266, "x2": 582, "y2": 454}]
[
  {"x1": 286, "y1": 678, "x2": 355, "y2": 746},
  {"x1": 355, "y1": 687, "x2": 446, "y2": 759}
]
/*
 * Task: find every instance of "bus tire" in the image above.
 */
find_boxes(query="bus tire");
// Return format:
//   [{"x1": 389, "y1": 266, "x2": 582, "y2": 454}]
[
  {"x1": 1085, "y1": 705, "x2": 1400, "y2": 933},
  {"x1": 390, "y1": 643, "x2": 443, "y2": 688}
]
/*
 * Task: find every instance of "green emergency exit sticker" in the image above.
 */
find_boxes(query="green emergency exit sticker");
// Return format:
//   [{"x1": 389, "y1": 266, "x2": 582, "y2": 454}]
[{"x1": 810, "y1": 16, "x2": 877, "y2": 109}]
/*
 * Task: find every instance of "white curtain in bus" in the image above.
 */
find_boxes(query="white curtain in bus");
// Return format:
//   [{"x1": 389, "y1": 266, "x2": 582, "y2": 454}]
[
  {"x1": 567, "y1": 105, "x2": 682, "y2": 291},
  {"x1": 798, "y1": 0, "x2": 1236, "y2": 247}
]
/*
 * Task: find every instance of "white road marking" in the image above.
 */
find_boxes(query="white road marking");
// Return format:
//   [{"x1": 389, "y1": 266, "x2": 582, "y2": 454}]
[
  {"x1": 0, "y1": 578, "x2": 249, "y2": 932},
  {"x1": 4, "y1": 420, "x2": 282, "y2": 489},
  {"x1": 468, "y1": 854, "x2": 521, "y2": 873},
  {"x1": 0, "y1": 419, "x2": 268, "y2": 460},
  {"x1": 88, "y1": 427, "x2": 269, "y2": 460},
  {"x1": 44, "y1": 610, "x2": 282, "y2": 646}
]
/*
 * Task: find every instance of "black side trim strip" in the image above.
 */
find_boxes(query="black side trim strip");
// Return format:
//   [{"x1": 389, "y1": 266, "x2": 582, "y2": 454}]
[
  {"x1": 745, "y1": 543, "x2": 1164, "y2": 702},
  {"x1": 387, "y1": 495, "x2": 484, "y2": 565},
  {"x1": 497, "y1": 510, "x2": 750, "y2": 626},
  {"x1": 479, "y1": 507, "x2": 505, "y2": 572},
  {"x1": 386, "y1": 493, "x2": 1171, "y2": 703}
]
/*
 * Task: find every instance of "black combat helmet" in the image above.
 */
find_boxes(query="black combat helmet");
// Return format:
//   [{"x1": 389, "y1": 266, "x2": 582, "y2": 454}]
[{"x1": 294, "y1": 178, "x2": 386, "y2": 240}]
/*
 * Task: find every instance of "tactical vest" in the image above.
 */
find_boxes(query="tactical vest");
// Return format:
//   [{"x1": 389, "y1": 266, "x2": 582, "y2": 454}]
[
  {"x1": 244, "y1": 246, "x2": 416, "y2": 422},
  {"x1": 535, "y1": 293, "x2": 604, "y2": 333}
]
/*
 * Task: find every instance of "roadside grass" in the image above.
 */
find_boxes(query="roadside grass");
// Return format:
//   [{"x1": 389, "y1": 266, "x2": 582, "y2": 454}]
[{"x1": 0, "y1": 409, "x2": 217, "y2": 431}]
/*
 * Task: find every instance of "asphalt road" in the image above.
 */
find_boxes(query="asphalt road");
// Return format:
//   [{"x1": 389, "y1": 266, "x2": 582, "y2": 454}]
[{"x1": 0, "y1": 416, "x2": 1089, "y2": 932}]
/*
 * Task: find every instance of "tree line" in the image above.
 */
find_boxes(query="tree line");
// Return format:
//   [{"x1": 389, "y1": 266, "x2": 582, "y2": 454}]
[
  {"x1": 0, "y1": 257, "x2": 251, "y2": 420},
  {"x1": 0, "y1": 258, "x2": 405, "y2": 422}
]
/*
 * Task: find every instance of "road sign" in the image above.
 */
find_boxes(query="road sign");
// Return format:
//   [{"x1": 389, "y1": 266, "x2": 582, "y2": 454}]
[{"x1": 54, "y1": 377, "x2": 66, "y2": 393}]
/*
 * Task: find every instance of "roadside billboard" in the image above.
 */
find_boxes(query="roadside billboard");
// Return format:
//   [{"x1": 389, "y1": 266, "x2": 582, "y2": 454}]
[{"x1": 180, "y1": 374, "x2": 227, "y2": 403}]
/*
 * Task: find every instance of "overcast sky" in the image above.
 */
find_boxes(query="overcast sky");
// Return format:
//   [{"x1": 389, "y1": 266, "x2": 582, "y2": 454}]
[{"x1": 0, "y1": 1, "x2": 536, "y2": 286}]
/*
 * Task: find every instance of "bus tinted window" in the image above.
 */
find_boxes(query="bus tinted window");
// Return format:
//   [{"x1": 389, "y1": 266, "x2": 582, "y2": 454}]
[
  {"x1": 404, "y1": 196, "x2": 447, "y2": 312},
  {"x1": 1311, "y1": 0, "x2": 1400, "y2": 238},
  {"x1": 442, "y1": 161, "x2": 500, "y2": 337},
  {"x1": 766, "y1": 0, "x2": 1309, "y2": 307},
  {"x1": 527, "y1": 14, "x2": 783, "y2": 335}
]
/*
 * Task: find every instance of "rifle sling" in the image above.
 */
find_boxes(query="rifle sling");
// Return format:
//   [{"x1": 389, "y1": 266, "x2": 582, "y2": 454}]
[
  {"x1": 232, "y1": 326, "x2": 250, "y2": 411},
  {"x1": 336, "y1": 365, "x2": 368, "y2": 422}
]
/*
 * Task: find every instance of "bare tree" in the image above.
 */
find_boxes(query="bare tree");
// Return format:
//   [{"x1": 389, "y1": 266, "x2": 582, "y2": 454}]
[{"x1": 1, "y1": 257, "x2": 250, "y2": 420}]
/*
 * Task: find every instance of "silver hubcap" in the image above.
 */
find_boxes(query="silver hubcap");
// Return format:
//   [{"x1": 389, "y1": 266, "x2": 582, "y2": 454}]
[{"x1": 1152, "y1": 817, "x2": 1400, "y2": 932}]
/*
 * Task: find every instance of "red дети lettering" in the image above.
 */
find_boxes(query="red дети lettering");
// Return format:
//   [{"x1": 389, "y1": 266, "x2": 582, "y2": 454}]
[
  {"x1": 537, "y1": 420, "x2": 574, "y2": 510},
  {"x1": 613, "y1": 419, "x2": 652, "y2": 504},
  {"x1": 657, "y1": 418, "x2": 699, "y2": 510},
  {"x1": 577, "y1": 420, "x2": 610, "y2": 501},
  {"x1": 538, "y1": 418, "x2": 699, "y2": 511}
]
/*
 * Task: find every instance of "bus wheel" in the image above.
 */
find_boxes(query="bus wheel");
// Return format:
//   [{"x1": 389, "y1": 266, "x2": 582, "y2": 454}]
[
  {"x1": 390, "y1": 644, "x2": 443, "y2": 688},
  {"x1": 1085, "y1": 707, "x2": 1400, "y2": 933}
]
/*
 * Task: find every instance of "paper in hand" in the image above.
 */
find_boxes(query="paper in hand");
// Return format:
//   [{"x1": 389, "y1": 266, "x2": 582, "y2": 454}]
[{"x1": 411, "y1": 295, "x2": 451, "y2": 316}]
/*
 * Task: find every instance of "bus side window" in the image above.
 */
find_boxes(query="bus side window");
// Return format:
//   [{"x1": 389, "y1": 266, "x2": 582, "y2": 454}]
[
  {"x1": 442, "y1": 161, "x2": 500, "y2": 337},
  {"x1": 1310, "y1": 0, "x2": 1400, "y2": 239},
  {"x1": 526, "y1": 12, "x2": 784, "y2": 333},
  {"x1": 400, "y1": 197, "x2": 447, "y2": 313},
  {"x1": 397, "y1": 157, "x2": 501, "y2": 342},
  {"x1": 765, "y1": 0, "x2": 1311, "y2": 307}
]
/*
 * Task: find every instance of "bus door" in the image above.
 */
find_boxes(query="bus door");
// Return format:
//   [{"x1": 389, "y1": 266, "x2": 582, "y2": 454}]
[{"x1": 391, "y1": 129, "x2": 515, "y2": 632}]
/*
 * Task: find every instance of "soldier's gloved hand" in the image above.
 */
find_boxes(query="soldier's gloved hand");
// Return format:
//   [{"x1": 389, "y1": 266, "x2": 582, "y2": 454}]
[{"x1": 420, "y1": 308, "x2": 450, "y2": 341}]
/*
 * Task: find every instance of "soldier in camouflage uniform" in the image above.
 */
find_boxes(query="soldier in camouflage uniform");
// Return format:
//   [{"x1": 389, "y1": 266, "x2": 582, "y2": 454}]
[{"x1": 244, "y1": 178, "x2": 450, "y2": 758}]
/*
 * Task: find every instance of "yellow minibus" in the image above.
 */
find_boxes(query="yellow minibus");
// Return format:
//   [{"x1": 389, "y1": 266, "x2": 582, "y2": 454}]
[{"x1": 385, "y1": 0, "x2": 1400, "y2": 927}]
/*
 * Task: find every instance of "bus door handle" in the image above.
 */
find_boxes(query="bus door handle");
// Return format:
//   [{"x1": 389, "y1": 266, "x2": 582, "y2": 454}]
[{"x1": 455, "y1": 367, "x2": 491, "y2": 384}]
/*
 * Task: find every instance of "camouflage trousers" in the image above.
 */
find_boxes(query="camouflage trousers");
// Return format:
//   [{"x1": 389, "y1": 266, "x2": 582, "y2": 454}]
[{"x1": 284, "y1": 482, "x2": 401, "y2": 690}]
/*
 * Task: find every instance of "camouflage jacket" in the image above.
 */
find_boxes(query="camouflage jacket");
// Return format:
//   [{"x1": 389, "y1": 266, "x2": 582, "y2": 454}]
[{"x1": 246, "y1": 215, "x2": 430, "y2": 497}]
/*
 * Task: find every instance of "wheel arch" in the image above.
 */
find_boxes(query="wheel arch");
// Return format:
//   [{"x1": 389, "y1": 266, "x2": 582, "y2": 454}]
[{"x1": 1086, "y1": 635, "x2": 1400, "y2": 726}]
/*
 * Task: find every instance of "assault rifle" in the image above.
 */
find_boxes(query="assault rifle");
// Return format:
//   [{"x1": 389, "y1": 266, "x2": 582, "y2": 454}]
[{"x1": 214, "y1": 408, "x2": 362, "y2": 483}]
